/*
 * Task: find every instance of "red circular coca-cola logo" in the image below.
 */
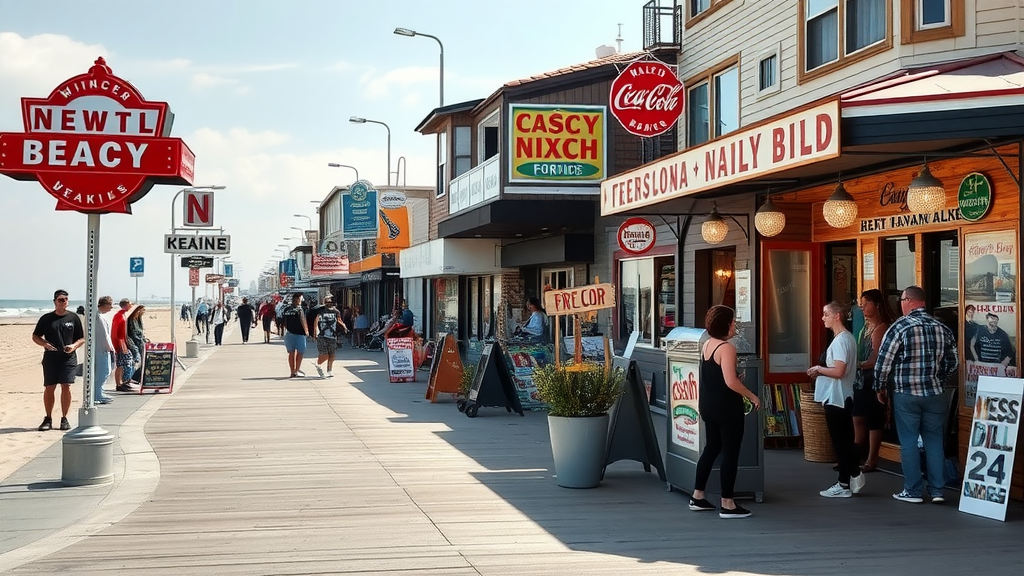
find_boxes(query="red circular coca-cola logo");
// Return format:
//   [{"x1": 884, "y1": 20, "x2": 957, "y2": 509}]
[{"x1": 609, "y1": 61, "x2": 683, "y2": 138}]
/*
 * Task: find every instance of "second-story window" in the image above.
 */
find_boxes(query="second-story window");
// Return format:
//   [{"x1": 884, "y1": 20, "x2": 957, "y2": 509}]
[
  {"x1": 803, "y1": 0, "x2": 888, "y2": 78},
  {"x1": 900, "y1": 0, "x2": 963, "y2": 44},
  {"x1": 454, "y1": 126, "x2": 472, "y2": 178},
  {"x1": 690, "y1": 0, "x2": 711, "y2": 17},
  {"x1": 437, "y1": 131, "x2": 447, "y2": 198},
  {"x1": 919, "y1": 0, "x2": 949, "y2": 28},
  {"x1": 686, "y1": 60, "x2": 739, "y2": 147}
]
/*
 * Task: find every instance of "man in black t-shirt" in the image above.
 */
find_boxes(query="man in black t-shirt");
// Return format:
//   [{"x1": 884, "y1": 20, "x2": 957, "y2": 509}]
[
  {"x1": 311, "y1": 295, "x2": 348, "y2": 378},
  {"x1": 235, "y1": 297, "x2": 256, "y2": 343},
  {"x1": 282, "y1": 293, "x2": 309, "y2": 377},
  {"x1": 32, "y1": 289, "x2": 84, "y2": 431}
]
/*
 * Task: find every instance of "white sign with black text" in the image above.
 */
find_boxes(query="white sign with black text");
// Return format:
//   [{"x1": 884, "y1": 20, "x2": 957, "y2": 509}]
[{"x1": 959, "y1": 376, "x2": 1022, "y2": 521}]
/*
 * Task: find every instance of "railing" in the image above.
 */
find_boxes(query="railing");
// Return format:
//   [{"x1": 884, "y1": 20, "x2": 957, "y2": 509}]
[
  {"x1": 448, "y1": 154, "x2": 501, "y2": 215},
  {"x1": 643, "y1": 0, "x2": 682, "y2": 50}
]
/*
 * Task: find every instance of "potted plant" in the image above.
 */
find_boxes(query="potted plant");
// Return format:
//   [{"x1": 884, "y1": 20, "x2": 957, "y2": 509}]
[{"x1": 533, "y1": 362, "x2": 625, "y2": 488}]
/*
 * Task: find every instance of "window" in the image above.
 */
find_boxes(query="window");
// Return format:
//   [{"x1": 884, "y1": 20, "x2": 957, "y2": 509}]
[
  {"x1": 619, "y1": 256, "x2": 674, "y2": 347},
  {"x1": 685, "y1": 60, "x2": 739, "y2": 147},
  {"x1": 436, "y1": 131, "x2": 447, "y2": 198},
  {"x1": 454, "y1": 126, "x2": 471, "y2": 178},
  {"x1": 758, "y1": 54, "x2": 778, "y2": 92},
  {"x1": 687, "y1": 0, "x2": 731, "y2": 24},
  {"x1": 690, "y1": 0, "x2": 710, "y2": 16},
  {"x1": 900, "y1": 0, "x2": 964, "y2": 44},
  {"x1": 477, "y1": 110, "x2": 500, "y2": 162},
  {"x1": 801, "y1": 0, "x2": 890, "y2": 80}
]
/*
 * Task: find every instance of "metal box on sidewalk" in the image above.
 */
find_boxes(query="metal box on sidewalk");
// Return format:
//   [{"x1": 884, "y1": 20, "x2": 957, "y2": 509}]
[{"x1": 663, "y1": 326, "x2": 764, "y2": 502}]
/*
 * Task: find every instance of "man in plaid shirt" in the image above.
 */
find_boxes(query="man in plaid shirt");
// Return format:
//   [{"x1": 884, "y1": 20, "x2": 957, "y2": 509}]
[{"x1": 874, "y1": 285, "x2": 958, "y2": 504}]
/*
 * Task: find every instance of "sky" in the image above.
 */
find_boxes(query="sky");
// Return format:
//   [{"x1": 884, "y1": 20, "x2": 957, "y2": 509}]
[{"x1": 0, "y1": 0, "x2": 643, "y2": 302}]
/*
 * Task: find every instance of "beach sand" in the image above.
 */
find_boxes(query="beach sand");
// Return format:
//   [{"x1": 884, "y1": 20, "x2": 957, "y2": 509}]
[{"x1": 0, "y1": 307, "x2": 188, "y2": 482}]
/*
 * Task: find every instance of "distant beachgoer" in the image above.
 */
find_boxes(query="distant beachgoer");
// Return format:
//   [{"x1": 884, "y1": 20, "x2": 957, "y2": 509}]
[
  {"x1": 275, "y1": 299, "x2": 286, "y2": 336},
  {"x1": 352, "y1": 306, "x2": 368, "y2": 348},
  {"x1": 258, "y1": 299, "x2": 277, "y2": 344},
  {"x1": 180, "y1": 303, "x2": 191, "y2": 325},
  {"x1": 32, "y1": 289, "x2": 84, "y2": 431},
  {"x1": 112, "y1": 298, "x2": 136, "y2": 392},
  {"x1": 195, "y1": 299, "x2": 209, "y2": 335},
  {"x1": 235, "y1": 297, "x2": 255, "y2": 343},
  {"x1": 212, "y1": 302, "x2": 226, "y2": 346}
]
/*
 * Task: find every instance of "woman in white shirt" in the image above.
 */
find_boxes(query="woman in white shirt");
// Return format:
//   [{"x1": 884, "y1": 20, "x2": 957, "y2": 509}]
[
  {"x1": 807, "y1": 301, "x2": 865, "y2": 498},
  {"x1": 520, "y1": 297, "x2": 547, "y2": 342},
  {"x1": 212, "y1": 303, "x2": 226, "y2": 346}
]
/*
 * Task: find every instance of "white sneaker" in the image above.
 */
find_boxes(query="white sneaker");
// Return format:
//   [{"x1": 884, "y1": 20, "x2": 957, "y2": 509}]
[
  {"x1": 314, "y1": 364, "x2": 325, "y2": 378},
  {"x1": 820, "y1": 482, "x2": 852, "y2": 498},
  {"x1": 295, "y1": 370, "x2": 305, "y2": 378},
  {"x1": 326, "y1": 371, "x2": 334, "y2": 378},
  {"x1": 850, "y1": 472, "x2": 866, "y2": 494}
]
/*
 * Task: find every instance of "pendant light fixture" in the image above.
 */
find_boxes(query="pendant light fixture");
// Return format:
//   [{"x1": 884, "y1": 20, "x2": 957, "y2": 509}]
[
  {"x1": 822, "y1": 179, "x2": 858, "y2": 229},
  {"x1": 906, "y1": 162, "x2": 946, "y2": 213},
  {"x1": 754, "y1": 192, "x2": 786, "y2": 237},
  {"x1": 701, "y1": 205, "x2": 729, "y2": 244}
]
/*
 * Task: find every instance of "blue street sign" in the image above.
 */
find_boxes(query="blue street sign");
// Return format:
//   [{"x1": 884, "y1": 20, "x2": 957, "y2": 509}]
[
  {"x1": 224, "y1": 263, "x2": 233, "y2": 278},
  {"x1": 130, "y1": 257, "x2": 144, "y2": 278}
]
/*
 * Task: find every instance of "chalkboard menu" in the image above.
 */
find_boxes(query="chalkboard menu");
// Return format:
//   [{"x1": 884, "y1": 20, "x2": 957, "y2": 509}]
[{"x1": 141, "y1": 342, "x2": 176, "y2": 392}]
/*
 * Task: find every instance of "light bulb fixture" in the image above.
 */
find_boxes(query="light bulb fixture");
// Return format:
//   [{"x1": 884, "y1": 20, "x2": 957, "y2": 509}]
[
  {"x1": 822, "y1": 181, "x2": 858, "y2": 229},
  {"x1": 906, "y1": 163, "x2": 946, "y2": 213},
  {"x1": 701, "y1": 206, "x2": 729, "y2": 244},
  {"x1": 754, "y1": 194, "x2": 786, "y2": 237}
]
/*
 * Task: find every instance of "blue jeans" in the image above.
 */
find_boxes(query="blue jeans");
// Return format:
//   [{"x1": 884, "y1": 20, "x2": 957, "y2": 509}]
[
  {"x1": 93, "y1": 351, "x2": 112, "y2": 401},
  {"x1": 893, "y1": 392, "x2": 947, "y2": 497}
]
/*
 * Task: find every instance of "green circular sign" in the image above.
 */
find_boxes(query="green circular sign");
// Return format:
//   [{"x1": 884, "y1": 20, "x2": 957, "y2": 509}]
[{"x1": 958, "y1": 172, "x2": 992, "y2": 222}]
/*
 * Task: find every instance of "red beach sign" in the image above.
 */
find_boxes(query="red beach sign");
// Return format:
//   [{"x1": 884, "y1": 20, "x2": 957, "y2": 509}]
[
  {"x1": 0, "y1": 57, "x2": 194, "y2": 214},
  {"x1": 609, "y1": 60, "x2": 683, "y2": 138}
]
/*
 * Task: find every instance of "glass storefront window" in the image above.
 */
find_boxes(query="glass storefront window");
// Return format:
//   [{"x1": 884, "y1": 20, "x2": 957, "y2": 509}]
[
  {"x1": 620, "y1": 256, "x2": 673, "y2": 347},
  {"x1": 434, "y1": 277, "x2": 459, "y2": 337},
  {"x1": 765, "y1": 248, "x2": 812, "y2": 373}
]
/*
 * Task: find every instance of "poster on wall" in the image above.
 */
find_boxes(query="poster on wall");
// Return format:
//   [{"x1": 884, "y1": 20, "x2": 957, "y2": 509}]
[
  {"x1": 668, "y1": 359, "x2": 700, "y2": 452},
  {"x1": 959, "y1": 376, "x2": 1022, "y2": 521},
  {"x1": 735, "y1": 269, "x2": 752, "y2": 322},
  {"x1": 963, "y1": 230, "x2": 1018, "y2": 408},
  {"x1": 385, "y1": 337, "x2": 416, "y2": 383}
]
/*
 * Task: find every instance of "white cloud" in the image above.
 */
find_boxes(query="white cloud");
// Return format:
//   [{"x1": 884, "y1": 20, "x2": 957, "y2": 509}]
[
  {"x1": 0, "y1": 32, "x2": 110, "y2": 99},
  {"x1": 361, "y1": 66, "x2": 439, "y2": 99},
  {"x1": 191, "y1": 72, "x2": 240, "y2": 90}
]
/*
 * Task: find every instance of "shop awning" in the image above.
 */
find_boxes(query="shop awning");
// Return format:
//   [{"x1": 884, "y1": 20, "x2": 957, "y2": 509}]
[
  {"x1": 400, "y1": 238, "x2": 505, "y2": 278},
  {"x1": 439, "y1": 198, "x2": 596, "y2": 238}
]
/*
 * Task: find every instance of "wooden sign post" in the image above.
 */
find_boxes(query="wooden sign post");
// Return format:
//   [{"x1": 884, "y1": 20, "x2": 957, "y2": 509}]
[{"x1": 543, "y1": 282, "x2": 616, "y2": 368}]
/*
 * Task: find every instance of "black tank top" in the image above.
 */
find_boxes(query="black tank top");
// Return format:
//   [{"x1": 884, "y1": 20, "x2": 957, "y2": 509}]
[{"x1": 698, "y1": 341, "x2": 743, "y2": 422}]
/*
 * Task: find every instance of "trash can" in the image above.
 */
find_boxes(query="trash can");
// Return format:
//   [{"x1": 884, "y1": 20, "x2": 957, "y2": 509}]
[{"x1": 663, "y1": 326, "x2": 764, "y2": 502}]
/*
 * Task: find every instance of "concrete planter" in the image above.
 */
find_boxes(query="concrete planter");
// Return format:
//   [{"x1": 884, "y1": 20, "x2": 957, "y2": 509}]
[{"x1": 547, "y1": 414, "x2": 609, "y2": 488}]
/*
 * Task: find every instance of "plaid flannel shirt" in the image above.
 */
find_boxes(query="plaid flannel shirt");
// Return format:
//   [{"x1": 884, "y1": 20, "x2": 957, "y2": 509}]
[{"x1": 873, "y1": 308, "x2": 958, "y2": 397}]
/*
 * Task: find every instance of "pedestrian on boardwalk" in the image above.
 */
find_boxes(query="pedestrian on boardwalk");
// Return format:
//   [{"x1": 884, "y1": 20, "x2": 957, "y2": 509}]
[
  {"x1": 689, "y1": 305, "x2": 760, "y2": 519},
  {"x1": 93, "y1": 296, "x2": 115, "y2": 405},
  {"x1": 258, "y1": 298, "x2": 277, "y2": 344},
  {"x1": 111, "y1": 298, "x2": 136, "y2": 392},
  {"x1": 32, "y1": 289, "x2": 84, "y2": 431},
  {"x1": 212, "y1": 302, "x2": 226, "y2": 346},
  {"x1": 235, "y1": 297, "x2": 256, "y2": 343},
  {"x1": 352, "y1": 305, "x2": 368, "y2": 348},
  {"x1": 282, "y1": 293, "x2": 309, "y2": 377},
  {"x1": 853, "y1": 289, "x2": 892, "y2": 472},
  {"x1": 275, "y1": 299, "x2": 286, "y2": 337},
  {"x1": 180, "y1": 302, "x2": 191, "y2": 325},
  {"x1": 809, "y1": 301, "x2": 865, "y2": 498},
  {"x1": 195, "y1": 299, "x2": 209, "y2": 335},
  {"x1": 126, "y1": 305, "x2": 148, "y2": 380},
  {"x1": 874, "y1": 285, "x2": 958, "y2": 504},
  {"x1": 311, "y1": 294, "x2": 348, "y2": 378}
]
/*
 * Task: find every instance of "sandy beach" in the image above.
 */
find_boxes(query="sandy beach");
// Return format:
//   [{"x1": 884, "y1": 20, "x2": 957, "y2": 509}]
[{"x1": 0, "y1": 307, "x2": 189, "y2": 482}]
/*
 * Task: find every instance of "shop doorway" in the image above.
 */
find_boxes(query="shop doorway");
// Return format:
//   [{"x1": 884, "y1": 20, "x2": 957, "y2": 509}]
[
  {"x1": 694, "y1": 247, "x2": 736, "y2": 327},
  {"x1": 923, "y1": 230, "x2": 961, "y2": 336}
]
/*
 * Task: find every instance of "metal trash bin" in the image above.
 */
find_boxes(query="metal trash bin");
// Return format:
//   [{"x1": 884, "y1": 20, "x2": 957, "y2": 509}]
[{"x1": 663, "y1": 326, "x2": 764, "y2": 502}]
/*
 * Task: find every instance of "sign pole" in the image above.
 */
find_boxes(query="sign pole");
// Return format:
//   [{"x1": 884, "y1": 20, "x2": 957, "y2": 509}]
[{"x1": 62, "y1": 213, "x2": 114, "y2": 486}]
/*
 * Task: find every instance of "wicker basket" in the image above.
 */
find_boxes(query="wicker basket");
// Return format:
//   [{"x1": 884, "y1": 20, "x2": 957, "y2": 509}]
[{"x1": 799, "y1": 390, "x2": 836, "y2": 463}]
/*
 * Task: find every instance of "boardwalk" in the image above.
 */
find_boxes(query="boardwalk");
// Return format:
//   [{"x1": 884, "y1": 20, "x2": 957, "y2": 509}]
[{"x1": 1, "y1": 326, "x2": 1022, "y2": 575}]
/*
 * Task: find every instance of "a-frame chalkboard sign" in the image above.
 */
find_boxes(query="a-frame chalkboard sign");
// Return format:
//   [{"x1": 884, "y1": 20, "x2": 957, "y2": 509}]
[
  {"x1": 603, "y1": 356, "x2": 665, "y2": 480},
  {"x1": 464, "y1": 342, "x2": 524, "y2": 418}
]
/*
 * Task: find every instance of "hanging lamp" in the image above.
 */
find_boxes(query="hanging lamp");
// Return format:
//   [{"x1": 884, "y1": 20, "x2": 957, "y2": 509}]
[
  {"x1": 701, "y1": 205, "x2": 729, "y2": 244},
  {"x1": 754, "y1": 193, "x2": 786, "y2": 237},
  {"x1": 906, "y1": 162, "x2": 946, "y2": 213},
  {"x1": 822, "y1": 181, "x2": 858, "y2": 228}
]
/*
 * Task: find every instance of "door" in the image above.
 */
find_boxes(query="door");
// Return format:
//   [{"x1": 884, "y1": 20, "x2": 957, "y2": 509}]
[{"x1": 761, "y1": 242, "x2": 823, "y2": 383}]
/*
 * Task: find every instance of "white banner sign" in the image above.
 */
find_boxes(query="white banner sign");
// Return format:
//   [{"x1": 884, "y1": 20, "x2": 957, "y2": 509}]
[
  {"x1": 959, "y1": 376, "x2": 1022, "y2": 521},
  {"x1": 601, "y1": 99, "x2": 839, "y2": 216}
]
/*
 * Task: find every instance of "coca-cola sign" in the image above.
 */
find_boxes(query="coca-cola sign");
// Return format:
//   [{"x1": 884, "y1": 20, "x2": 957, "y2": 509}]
[
  {"x1": 617, "y1": 217, "x2": 656, "y2": 255},
  {"x1": 609, "y1": 60, "x2": 683, "y2": 138}
]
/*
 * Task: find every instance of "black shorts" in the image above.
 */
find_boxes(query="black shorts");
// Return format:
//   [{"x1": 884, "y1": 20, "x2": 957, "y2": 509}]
[
  {"x1": 852, "y1": 371, "x2": 886, "y2": 430},
  {"x1": 42, "y1": 358, "x2": 77, "y2": 386},
  {"x1": 262, "y1": 317, "x2": 274, "y2": 331}
]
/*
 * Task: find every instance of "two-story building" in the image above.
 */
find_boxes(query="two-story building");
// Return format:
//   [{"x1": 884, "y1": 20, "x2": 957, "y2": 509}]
[{"x1": 606, "y1": 0, "x2": 1024, "y2": 499}]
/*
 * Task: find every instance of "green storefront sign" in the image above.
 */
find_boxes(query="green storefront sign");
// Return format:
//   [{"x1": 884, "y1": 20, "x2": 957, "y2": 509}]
[{"x1": 958, "y1": 172, "x2": 992, "y2": 222}]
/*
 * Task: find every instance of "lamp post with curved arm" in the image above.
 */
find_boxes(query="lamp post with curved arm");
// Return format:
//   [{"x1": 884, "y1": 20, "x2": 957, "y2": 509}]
[
  {"x1": 349, "y1": 117, "x2": 391, "y2": 185},
  {"x1": 394, "y1": 27, "x2": 444, "y2": 106},
  {"x1": 327, "y1": 163, "x2": 359, "y2": 183}
]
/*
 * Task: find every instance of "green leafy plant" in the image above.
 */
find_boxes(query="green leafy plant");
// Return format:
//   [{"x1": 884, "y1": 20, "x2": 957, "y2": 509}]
[
  {"x1": 457, "y1": 365, "x2": 475, "y2": 398},
  {"x1": 533, "y1": 362, "x2": 625, "y2": 417}
]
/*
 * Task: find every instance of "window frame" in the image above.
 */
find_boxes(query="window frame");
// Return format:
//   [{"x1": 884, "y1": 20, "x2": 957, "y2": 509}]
[
  {"x1": 684, "y1": 56, "x2": 740, "y2": 148},
  {"x1": 436, "y1": 131, "x2": 447, "y2": 198},
  {"x1": 798, "y1": 0, "x2": 893, "y2": 84},
  {"x1": 453, "y1": 125, "x2": 472, "y2": 179},
  {"x1": 686, "y1": 0, "x2": 732, "y2": 28},
  {"x1": 477, "y1": 109, "x2": 500, "y2": 163},
  {"x1": 756, "y1": 45, "x2": 782, "y2": 98},
  {"x1": 900, "y1": 0, "x2": 964, "y2": 45}
]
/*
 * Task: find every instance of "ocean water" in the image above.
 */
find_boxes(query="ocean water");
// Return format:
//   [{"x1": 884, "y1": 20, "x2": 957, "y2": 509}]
[{"x1": 0, "y1": 299, "x2": 170, "y2": 319}]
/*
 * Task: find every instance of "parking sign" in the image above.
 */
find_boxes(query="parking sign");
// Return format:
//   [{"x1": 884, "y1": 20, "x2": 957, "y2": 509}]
[{"x1": 130, "y1": 257, "x2": 144, "y2": 278}]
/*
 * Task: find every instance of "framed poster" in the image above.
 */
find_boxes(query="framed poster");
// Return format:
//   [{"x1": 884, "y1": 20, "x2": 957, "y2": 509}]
[
  {"x1": 386, "y1": 337, "x2": 416, "y2": 383},
  {"x1": 959, "y1": 376, "x2": 1022, "y2": 521}
]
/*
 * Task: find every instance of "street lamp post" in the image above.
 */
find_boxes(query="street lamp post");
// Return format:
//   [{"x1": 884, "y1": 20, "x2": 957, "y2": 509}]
[
  {"x1": 327, "y1": 163, "x2": 360, "y2": 183},
  {"x1": 394, "y1": 27, "x2": 444, "y2": 106},
  {"x1": 349, "y1": 117, "x2": 391, "y2": 185},
  {"x1": 169, "y1": 185, "x2": 224, "y2": 355}
]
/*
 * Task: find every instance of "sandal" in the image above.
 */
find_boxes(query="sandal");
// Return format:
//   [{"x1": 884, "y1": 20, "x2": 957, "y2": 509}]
[{"x1": 860, "y1": 464, "x2": 878, "y2": 473}]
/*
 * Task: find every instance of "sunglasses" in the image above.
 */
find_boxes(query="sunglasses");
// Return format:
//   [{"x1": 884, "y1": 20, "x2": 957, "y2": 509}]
[{"x1": 55, "y1": 297, "x2": 68, "y2": 302}]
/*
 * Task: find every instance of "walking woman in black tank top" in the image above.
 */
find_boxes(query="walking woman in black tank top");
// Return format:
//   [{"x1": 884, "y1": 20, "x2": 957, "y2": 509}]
[{"x1": 689, "y1": 305, "x2": 761, "y2": 519}]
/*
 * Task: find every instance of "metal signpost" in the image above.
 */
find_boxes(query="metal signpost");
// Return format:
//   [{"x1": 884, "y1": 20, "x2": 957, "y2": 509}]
[
  {"x1": 130, "y1": 256, "x2": 144, "y2": 303},
  {"x1": 0, "y1": 58, "x2": 195, "y2": 486}
]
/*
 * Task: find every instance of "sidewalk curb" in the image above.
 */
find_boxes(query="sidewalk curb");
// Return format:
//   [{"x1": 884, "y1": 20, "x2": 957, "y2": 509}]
[{"x1": 0, "y1": 335, "x2": 222, "y2": 573}]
